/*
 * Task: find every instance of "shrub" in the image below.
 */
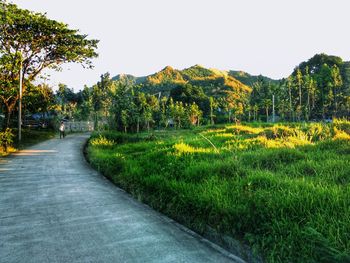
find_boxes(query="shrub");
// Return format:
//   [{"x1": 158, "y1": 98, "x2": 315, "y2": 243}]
[
  {"x1": 90, "y1": 135, "x2": 114, "y2": 148},
  {"x1": 173, "y1": 142, "x2": 211, "y2": 155},
  {"x1": 333, "y1": 128, "x2": 350, "y2": 141},
  {"x1": 261, "y1": 125, "x2": 297, "y2": 139},
  {"x1": 225, "y1": 124, "x2": 263, "y2": 135},
  {"x1": 306, "y1": 123, "x2": 333, "y2": 142},
  {"x1": 0, "y1": 128, "x2": 14, "y2": 153},
  {"x1": 333, "y1": 118, "x2": 350, "y2": 135},
  {"x1": 90, "y1": 131, "x2": 138, "y2": 144}
]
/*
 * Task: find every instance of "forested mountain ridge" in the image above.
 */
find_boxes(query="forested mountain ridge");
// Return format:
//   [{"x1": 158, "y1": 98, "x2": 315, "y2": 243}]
[
  {"x1": 229, "y1": 70, "x2": 280, "y2": 86},
  {"x1": 111, "y1": 74, "x2": 147, "y2": 84},
  {"x1": 113, "y1": 64, "x2": 252, "y2": 97}
]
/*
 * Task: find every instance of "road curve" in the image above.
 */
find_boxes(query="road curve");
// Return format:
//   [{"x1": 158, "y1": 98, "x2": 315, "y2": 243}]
[{"x1": 0, "y1": 134, "x2": 245, "y2": 263}]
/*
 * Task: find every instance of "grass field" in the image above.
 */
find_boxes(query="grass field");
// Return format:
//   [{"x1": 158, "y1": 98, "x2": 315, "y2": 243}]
[{"x1": 87, "y1": 120, "x2": 350, "y2": 263}]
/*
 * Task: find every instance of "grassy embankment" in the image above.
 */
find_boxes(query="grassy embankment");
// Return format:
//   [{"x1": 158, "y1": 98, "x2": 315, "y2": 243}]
[{"x1": 86, "y1": 120, "x2": 350, "y2": 263}]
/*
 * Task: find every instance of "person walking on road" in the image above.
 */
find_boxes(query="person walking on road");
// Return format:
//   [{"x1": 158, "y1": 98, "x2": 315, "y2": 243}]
[{"x1": 59, "y1": 121, "x2": 66, "y2": 139}]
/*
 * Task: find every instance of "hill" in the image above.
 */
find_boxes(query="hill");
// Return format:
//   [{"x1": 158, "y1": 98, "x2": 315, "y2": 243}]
[
  {"x1": 138, "y1": 65, "x2": 252, "y2": 97},
  {"x1": 229, "y1": 70, "x2": 280, "y2": 86},
  {"x1": 112, "y1": 74, "x2": 147, "y2": 84},
  {"x1": 111, "y1": 65, "x2": 282, "y2": 98}
]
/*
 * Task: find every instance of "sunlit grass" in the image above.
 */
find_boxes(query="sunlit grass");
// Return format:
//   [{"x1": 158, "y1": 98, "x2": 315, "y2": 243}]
[{"x1": 87, "y1": 120, "x2": 350, "y2": 263}]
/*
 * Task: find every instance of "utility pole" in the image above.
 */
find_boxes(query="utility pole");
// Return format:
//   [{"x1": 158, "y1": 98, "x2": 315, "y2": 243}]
[
  {"x1": 18, "y1": 54, "x2": 23, "y2": 143},
  {"x1": 272, "y1": 94, "x2": 275, "y2": 123}
]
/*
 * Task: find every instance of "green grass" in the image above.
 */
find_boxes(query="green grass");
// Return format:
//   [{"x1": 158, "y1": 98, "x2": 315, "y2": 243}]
[
  {"x1": 15, "y1": 129, "x2": 56, "y2": 149},
  {"x1": 86, "y1": 121, "x2": 350, "y2": 263}
]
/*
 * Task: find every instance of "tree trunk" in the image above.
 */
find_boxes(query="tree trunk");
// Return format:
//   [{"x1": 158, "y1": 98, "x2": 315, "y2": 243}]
[
  {"x1": 307, "y1": 91, "x2": 310, "y2": 121},
  {"x1": 3, "y1": 104, "x2": 15, "y2": 130},
  {"x1": 289, "y1": 87, "x2": 292, "y2": 121},
  {"x1": 4, "y1": 111, "x2": 11, "y2": 129},
  {"x1": 266, "y1": 107, "x2": 269, "y2": 122},
  {"x1": 94, "y1": 112, "x2": 98, "y2": 130},
  {"x1": 137, "y1": 117, "x2": 140, "y2": 133}
]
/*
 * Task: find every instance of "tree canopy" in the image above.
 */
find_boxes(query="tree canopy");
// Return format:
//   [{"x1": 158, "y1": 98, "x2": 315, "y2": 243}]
[{"x1": 0, "y1": 1, "x2": 98, "y2": 127}]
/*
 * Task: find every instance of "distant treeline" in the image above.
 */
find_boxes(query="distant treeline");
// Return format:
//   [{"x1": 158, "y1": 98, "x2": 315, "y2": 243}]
[
  {"x1": 3, "y1": 51, "x2": 350, "y2": 132},
  {"x1": 55, "y1": 53, "x2": 349, "y2": 132}
]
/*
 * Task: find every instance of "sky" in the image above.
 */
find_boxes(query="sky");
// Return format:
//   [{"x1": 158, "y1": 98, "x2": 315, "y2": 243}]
[{"x1": 10, "y1": 0, "x2": 350, "y2": 91}]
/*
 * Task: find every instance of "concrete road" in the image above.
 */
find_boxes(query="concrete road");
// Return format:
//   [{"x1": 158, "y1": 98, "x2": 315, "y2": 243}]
[{"x1": 0, "y1": 134, "x2": 245, "y2": 263}]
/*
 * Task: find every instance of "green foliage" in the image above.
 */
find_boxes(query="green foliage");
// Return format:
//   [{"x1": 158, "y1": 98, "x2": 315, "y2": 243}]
[
  {"x1": 229, "y1": 70, "x2": 279, "y2": 87},
  {"x1": 0, "y1": 2, "x2": 98, "y2": 128},
  {"x1": 170, "y1": 83, "x2": 208, "y2": 111},
  {"x1": 333, "y1": 118, "x2": 350, "y2": 134},
  {"x1": 14, "y1": 129, "x2": 56, "y2": 148},
  {"x1": 90, "y1": 135, "x2": 114, "y2": 148},
  {"x1": 0, "y1": 128, "x2": 14, "y2": 152},
  {"x1": 87, "y1": 122, "x2": 350, "y2": 262}
]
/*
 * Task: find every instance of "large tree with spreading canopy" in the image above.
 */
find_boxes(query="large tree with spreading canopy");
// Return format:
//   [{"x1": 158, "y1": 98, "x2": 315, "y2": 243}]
[{"x1": 0, "y1": 1, "x2": 99, "y2": 127}]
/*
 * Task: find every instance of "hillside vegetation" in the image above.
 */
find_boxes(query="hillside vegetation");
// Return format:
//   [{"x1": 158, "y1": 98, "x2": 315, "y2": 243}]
[
  {"x1": 87, "y1": 119, "x2": 350, "y2": 263},
  {"x1": 141, "y1": 64, "x2": 252, "y2": 97},
  {"x1": 229, "y1": 70, "x2": 279, "y2": 87}
]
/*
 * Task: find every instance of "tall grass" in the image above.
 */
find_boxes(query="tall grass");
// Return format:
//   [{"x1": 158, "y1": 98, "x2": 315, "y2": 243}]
[{"x1": 87, "y1": 121, "x2": 350, "y2": 262}]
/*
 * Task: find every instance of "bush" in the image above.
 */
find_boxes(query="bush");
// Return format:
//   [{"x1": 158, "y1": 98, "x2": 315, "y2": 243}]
[
  {"x1": 261, "y1": 125, "x2": 297, "y2": 139},
  {"x1": 333, "y1": 118, "x2": 350, "y2": 135},
  {"x1": 306, "y1": 123, "x2": 333, "y2": 142},
  {"x1": 90, "y1": 135, "x2": 115, "y2": 148},
  {"x1": 0, "y1": 128, "x2": 14, "y2": 153}
]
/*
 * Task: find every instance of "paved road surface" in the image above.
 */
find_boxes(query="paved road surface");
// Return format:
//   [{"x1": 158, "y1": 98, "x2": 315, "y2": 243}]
[{"x1": 0, "y1": 134, "x2": 245, "y2": 263}]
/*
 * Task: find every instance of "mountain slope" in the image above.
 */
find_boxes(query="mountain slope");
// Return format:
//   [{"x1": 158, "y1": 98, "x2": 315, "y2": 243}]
[
  {"x1": 146, "y1": 66, "x2": 186, "y2": 85},
  {"x1": 111, "y1": 65, "x2": 284, "y2": 98},
  {"x1": 139, "y1": 65, "x2": 252, "y2": 97},
  {"x1": 112, "y1": 74, "x2": 147, "y2": 84},
  {"x1": 229, "y1": 70, "x2": 280, "y2": 86}
]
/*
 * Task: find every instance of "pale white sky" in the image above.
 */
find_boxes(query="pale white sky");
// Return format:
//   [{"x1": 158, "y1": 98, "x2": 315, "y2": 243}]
[{"x1": 10, "y1": 0, "x2": 350, "y2": 91}]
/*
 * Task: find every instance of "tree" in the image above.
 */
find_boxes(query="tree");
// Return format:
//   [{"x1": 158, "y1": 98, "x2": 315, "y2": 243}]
[
  {"x1": 253, "y1": 104, "x2": 259, "y2": 121},
  {"x1": 330, "y1": 65, "x2": 343, "y2": 116},
  {"x1": 121, "y1": 110, "x2": 128, "y2": 133},
  {"x1": 224, "y1": 89, "x2": 245, "y2": 123},
  {"x1": 263, "y1": 99, "x2": 272, "y2": 122},
  {"x1": 295, "y1": 68, "x2": 303, "y2": 109},
  {"x1": 77, "y1": 85, "x2": 93, "y2": 121},
  {"x1": 97, "y1": 73, "x2": 114, "y2": 120},
  {"x1": 91, "y1": 85, "x2": 102, "y2": 130},
  {"x1": 144, "y1": 94, "x2": 159, "y2": 131},
  {"x1": 209, "y1": 96, "x2": 218, "y2": 125},
  {"x1": 23, "y1": 83, "x2": 55, "y2": 117},
  {"x1": 171, "y1": 101, "x2": 186, "y2": 129},
  {"x1": 134, "y1": 92, "x2": 147, "y2": 133},
  {"x1": 56, "y1": 84, "x2": 77, "y2": 117},
  {"x1": 169, "y1": 83, "x2": 208, "y2": 114},
  {"x1": 286, "y1": 76, "x2": 294, "y2": 121},
  {"x1": 291, "y1": 53, "x2": 350, "y2": 119},
  {"x1": 0, "y1": 2, "x2": 98, "y2": 128},
  {"x1": 187, "y1": 102, "x2": 202, "y2": 126},
  {"x1": 159, "y1": 96, "x2": 168, "y2": 128}
]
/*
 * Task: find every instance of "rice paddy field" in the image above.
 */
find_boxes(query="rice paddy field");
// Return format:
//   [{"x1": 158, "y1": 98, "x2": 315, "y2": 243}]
[{"x1": 86, "y1": 120, "x2": 350, "y2": 263}]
